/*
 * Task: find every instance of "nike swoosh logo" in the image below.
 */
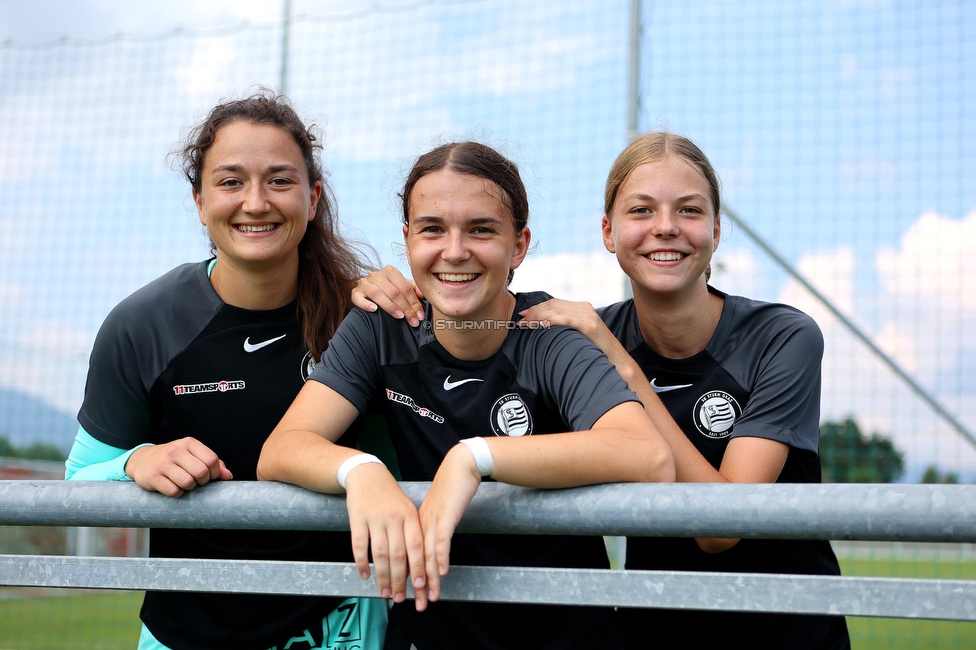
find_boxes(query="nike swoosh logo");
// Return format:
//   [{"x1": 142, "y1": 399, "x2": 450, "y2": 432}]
[
  {"x1": 443, "y1": 375, "x2": 484, "y2": 391},
  {"x1": 650, "y1": 378, "x2": 693, "y2": 393},
  {"x1": 243, "y1": 334, "x2": 287, "y2": 353}
]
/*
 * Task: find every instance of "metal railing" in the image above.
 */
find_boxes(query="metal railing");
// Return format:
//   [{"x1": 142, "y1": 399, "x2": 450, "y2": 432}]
[{"x1": 2, "y1": 481, "x2": 975, "y2": 620}]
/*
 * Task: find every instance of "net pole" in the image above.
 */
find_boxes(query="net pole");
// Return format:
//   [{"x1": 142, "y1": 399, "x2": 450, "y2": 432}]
[
  {"x1": 623, "y1": 0, "x2": 642, "y2": 302},
  {"x1": 279, "y1": 0, "x2": 291, "y2": 95},
  {"x1": 626, "y1": 0, "x2": 642, "y2": 144}
]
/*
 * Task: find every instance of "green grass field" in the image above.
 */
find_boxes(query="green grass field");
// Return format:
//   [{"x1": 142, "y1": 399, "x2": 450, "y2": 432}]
[
  {"x1": 0, "y1": 590, "x2": 141, "y2": 650},
  {"x1": 838, "y1": 555, "x2": 976, "y2": 649},
  {"x1": 0, "y1": 556, "x2": 972, "y2": 649}
]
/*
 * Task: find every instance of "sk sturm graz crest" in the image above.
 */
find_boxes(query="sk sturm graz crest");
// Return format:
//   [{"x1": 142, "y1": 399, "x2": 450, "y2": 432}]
[
  {"x1": 301, "y1": 351, "x2": 316, "y2": 382},
  {"x1": 692, "y1": 390, "x2": 741, "y2": 439},
  {"x1": 489, "y1": 393, "x2": 533, "y2": 437}
]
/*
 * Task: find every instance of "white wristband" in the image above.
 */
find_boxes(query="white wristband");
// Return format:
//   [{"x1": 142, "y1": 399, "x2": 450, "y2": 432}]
[
  {"x1": 337, "y1": 453, "x2": 384, "y2": 489},
  {"x1": 459, "y1": 437, "x2": 494, "y2": 477}
]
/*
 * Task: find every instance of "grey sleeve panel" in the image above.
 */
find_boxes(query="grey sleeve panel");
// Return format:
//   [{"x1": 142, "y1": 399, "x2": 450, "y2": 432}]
[
  {"x1": 519, "y1": 325, "x2": 641, "y2": 432},
  {"x1": 77, "y1": 262, "x2": 222, "y2": 449},
  {"x1": 309, "y1": 308, "x2": 383, "y2": 414},
  {"x1": 713, "y1": 297, "x2": 824, "y2": 455}
]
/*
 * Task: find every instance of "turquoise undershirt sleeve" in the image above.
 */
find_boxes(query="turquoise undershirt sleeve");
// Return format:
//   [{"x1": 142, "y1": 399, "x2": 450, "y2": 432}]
[
  {"x1": 138, "y1": 624, "x2": 170, "y2": 650},
  {"x1": 64, "y1": 426, "x2": 151, "y2": 481},
  {"x1": 64, "y1": 258, "x2": 212, "y2": 483}
]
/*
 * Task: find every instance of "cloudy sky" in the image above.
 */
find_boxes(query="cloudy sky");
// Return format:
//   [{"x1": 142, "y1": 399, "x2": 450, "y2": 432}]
[
  {"x1": 3, "y1": 1, "x2": 284, "y2": 37},
  {"x1": 2, "y1": 0, "x2": 974, "y2": 479}
]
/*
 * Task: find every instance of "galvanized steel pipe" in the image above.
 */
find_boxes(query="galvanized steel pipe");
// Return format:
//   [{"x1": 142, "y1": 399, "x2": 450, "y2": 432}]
[
  {"x1": 1, "y1": 555, "x2": 974, "y2": 620},
  {"x1": 1, "y1": 480, "x2": 974, "y2": 542}
]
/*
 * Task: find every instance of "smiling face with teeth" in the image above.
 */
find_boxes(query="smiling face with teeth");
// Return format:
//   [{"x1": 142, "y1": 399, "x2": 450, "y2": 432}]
[
  {"x1": 602, "y1": 155, "x2": 720, "y2": 302},
  {"x1": 193, "y1": 120, "x2": 321, "y2": 277},
  {"x1": 404, "y1": 169, "x2": 530, "y2": 326}
]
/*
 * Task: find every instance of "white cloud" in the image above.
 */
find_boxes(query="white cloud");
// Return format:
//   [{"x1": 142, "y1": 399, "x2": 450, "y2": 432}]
[
  {"x1": 771, "y1": 214, "x2": 976, "y2": 477},
  {"x1": 177, "y1": 38, "x2": 246, "y2": 101},
  {"x1": 6, "y1": 0, "x2": 280, "y2": 40},
  {"x1": 456, "y1": 34, "x2": 601, "y2": 96},
  {"x1": 873, "y1": 321, "x2": 919, "y2": 374},
  {"x1": 814, "y1": 312, "x2": 976, "y2": 478},
  {"x1": 710, "y1": 248, "x2": 762, "y2": 298},
  {"x1": 876, "y1": 209, "x2": 976, "y2": 310},
  {"x1": 509, "y1": 252, "x2": 627, "y2": 308},
  {"x1": 778, "y1": 247, "x2": 856, "y2": 319}
]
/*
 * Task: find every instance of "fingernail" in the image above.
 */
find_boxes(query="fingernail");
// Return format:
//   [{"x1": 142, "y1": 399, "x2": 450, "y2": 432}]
[
  {"x1": 366, "y1": 303, "x2": 377, "y2": 311},
  {"x1": 408, "y1": 318, "x2": 419, "y2": 327},
  {"x1": 360, "y1": 571, "x2": 370, "y2": 580},
  {"x1": 394, "y1": 592, "x2": 405, "y2": 603},
  {"x1": 381, "y1": 588, "x2": 392, "y2": 599},
  {"x1": 394, "y1": 309, "x2": 404, "y2": 319},
  {"x1": 414, "y1": 576, "x2": 426, "y2": 588},
  {"x1": 416, "y1": 310, "x2": 425, "y2": 322}
]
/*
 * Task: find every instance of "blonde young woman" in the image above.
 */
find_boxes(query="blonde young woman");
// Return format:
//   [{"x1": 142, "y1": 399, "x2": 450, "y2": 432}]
[{"x1": 355, "y1": 133, "x2": 851, "y2": 650}]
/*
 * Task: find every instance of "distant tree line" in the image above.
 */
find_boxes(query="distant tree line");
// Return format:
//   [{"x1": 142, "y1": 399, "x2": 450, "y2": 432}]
[
  {"x1": 819, "y1": 418, "x2": 970, "y2": 484},
  {"x1": 819, "y1": 418, "x2": 904, "y2": 483},
  {"x1": 0, "y1": 435, "x2": 67, "y2": 462},
  {"x1": 920, "y1": 465, "x2": 959, "y2": 484}
]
